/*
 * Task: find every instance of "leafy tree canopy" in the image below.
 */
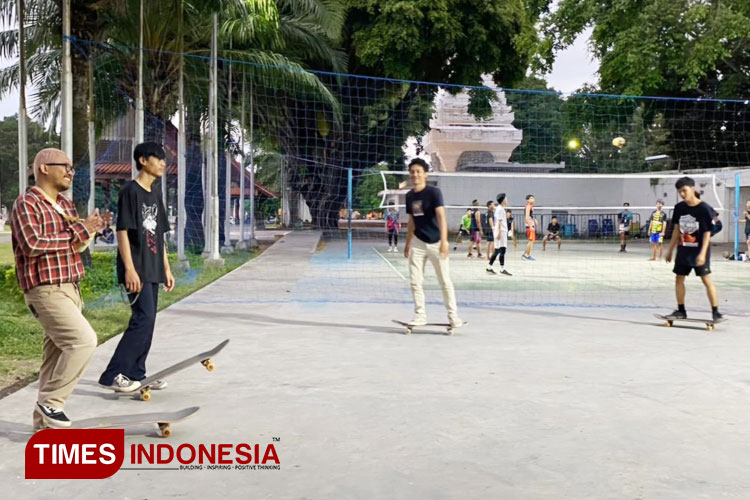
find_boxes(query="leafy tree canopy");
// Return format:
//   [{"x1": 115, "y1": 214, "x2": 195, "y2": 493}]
[
  {"x1": 0, "y1": 115, "x2": 59, "y2": 207},
  {"x1": 539, "y1": 0, "x2": 750, "y2": 97},
  {"x1": 347, "y1": 0, "x2": 548, "y2": 87}
]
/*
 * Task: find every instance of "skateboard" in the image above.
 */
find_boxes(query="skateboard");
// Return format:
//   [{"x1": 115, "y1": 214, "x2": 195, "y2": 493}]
[
  {"x1": 392, "y1": 320, "x2": 468, "y2": 336},
  {"x1": 113, "y1": 339, "x2": 229, "y2": 401},
  {"x1": 654, "y1": 314, "x2": 725, "y2": 331},
  {"x1": 68, "y1": 406, "x2": 199, "y2": 437}
]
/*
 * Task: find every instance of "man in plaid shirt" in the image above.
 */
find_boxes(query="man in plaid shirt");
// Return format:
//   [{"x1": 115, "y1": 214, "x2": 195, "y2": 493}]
[{"x1": 11, "y1": 148, "x2": 105, "y2": 429}]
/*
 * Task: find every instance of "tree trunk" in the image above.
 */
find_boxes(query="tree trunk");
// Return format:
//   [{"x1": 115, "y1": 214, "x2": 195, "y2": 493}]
[
  {"x1": 71, "y1": 54, "x2": 90, "y2": 209},
  {"x1": 184, "y1": 107, "x2": 205, "y2": 251}
]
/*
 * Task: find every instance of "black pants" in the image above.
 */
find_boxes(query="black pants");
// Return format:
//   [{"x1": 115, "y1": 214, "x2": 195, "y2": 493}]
[
  {"x1": 388, "y1": 229, "x2": 398, "y2": 246},
  {"x1": 489, "y1": 247, "x2": 506, "y2": 266},
  {"x1": 99, "y1": 282, "x2": 159, "y2": 385}
]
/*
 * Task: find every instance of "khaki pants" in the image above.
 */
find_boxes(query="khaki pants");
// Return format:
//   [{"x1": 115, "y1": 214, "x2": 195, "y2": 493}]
[
  {"x1": 24, "y1": 283, "x2": 97, "y2": 422},
  {"x1": 408, "y1": 238, "x2": 459, "y2": 322}
]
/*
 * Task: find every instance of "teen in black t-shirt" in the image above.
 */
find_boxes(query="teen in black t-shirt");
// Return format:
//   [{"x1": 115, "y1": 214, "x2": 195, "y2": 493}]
[
  {"x1": 99, "y1": 142, "x2": 175, "y2": 392},
  {"x1": 115, "y1": 180, "x2": 170, "y2": 284},
  {"x1": 665, "y1": 176, "x2": 722, "y2": 321},
  {"x1": 404, "y1": 158, "x2": 463, "y2": 328}
]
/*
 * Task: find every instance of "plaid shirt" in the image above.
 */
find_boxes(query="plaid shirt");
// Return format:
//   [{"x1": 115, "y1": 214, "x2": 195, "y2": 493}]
[{"x1": 10, "y1": 187, "x2": 91, "y2": 291}]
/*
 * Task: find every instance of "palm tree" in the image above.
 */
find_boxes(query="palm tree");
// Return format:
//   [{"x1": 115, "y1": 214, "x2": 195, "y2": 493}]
[{"x1": 1, "y1": 0, "x2": 346, "y2": 246}]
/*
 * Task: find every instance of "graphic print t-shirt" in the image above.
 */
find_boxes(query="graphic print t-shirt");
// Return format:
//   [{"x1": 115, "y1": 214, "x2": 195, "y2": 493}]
[
  {"x1": 116, "y1": 180, "x2": 169, "y2": 284},
  {"x1": 406, "y1": 185, "x2": 444, "y2": 244},
  {"x1": 671, "y1": 201, "x2": 713, "y2": 266},
  {"x1": 648, "y1": 210, "x2": 666, "y2": 234},
  {"x1": 386, "y1": 211, "x2": 400, "y2": 230}
]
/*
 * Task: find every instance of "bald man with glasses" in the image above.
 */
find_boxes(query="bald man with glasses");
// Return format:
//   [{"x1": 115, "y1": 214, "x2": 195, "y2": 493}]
[{"x1": 10, "y1": 148, "x2": 106, "y2": 429}]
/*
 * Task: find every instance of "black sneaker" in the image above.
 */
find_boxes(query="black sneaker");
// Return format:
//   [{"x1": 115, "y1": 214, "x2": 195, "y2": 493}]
[
  {"x1": 500, "y1": 269, "x2": 512, "y2": 276},
  {"x1": 486, "y1": 267, "x2": 497, "y2": 274},
  {"x1": 35, "y1": 402, "x2": 72, "y2": 428},
  {"x1": 665, "y1": 309, "x2": 687, "y2": 320},
  {"x1": 712, "y1": 311, "x2": 724, "y2": 322}
]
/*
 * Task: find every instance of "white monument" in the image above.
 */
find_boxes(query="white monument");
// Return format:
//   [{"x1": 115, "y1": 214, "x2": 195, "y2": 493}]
[{"x1": 423, "y1": 76, "x2": 523, "y2": 172}]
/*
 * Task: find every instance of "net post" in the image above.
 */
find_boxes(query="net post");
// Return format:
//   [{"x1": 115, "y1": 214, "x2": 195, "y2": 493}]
[
  {"x1": 735, "y1": 173, "x2": 741, "y2": 259},
  {"x1": 347, "y1": 168, "x2": 353, "y2": 259}
]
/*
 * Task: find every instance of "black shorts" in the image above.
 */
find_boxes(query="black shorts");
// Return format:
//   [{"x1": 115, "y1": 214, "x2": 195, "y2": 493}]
[
  {"x1": 486, "y1": 232, "x2": 494, "y2": 242},
  {"x1": 673, "y1": 263, "x2": 711, "y2": 277}
]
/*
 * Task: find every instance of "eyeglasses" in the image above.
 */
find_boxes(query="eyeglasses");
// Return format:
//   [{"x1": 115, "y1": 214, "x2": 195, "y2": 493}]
[{"x1": 46, "y1": 163, "x2": 75, "y2": 173}]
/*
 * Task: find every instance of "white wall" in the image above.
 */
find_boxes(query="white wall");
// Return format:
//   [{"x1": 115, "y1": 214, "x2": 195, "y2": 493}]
[{"x1": 424, "y1": 173, "x2": 735, "y2": 242}]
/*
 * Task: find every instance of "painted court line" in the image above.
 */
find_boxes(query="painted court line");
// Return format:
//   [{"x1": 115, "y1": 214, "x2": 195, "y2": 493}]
[{"x1": 372, "y1": 247, "x2": 407, "y2": 281}]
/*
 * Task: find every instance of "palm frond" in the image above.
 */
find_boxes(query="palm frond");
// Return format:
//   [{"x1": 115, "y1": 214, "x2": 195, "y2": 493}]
[
  {"x1": 0, "y1": 0, "x2": 16, "y2": 28},
  {"x1": 0, "y1": 25, "x2": 17, "y2": 57},
  {"x1": 0, "y1": 61, "x2": 18, "y2": 96},
  {"x1": 276, "y1": 0, "x2": 344, "y2": 42},
  {"x1": 278, "y1": 18, "x2": 347, "y2": 73},
  {"x1": 219, "y1": 48, "x2": 341, "y2": 121}
]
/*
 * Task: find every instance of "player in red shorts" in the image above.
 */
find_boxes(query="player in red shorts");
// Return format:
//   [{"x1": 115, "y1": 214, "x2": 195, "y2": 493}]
[{"x1": 522, "y1": 194, "x2": 537, "y2": 260}]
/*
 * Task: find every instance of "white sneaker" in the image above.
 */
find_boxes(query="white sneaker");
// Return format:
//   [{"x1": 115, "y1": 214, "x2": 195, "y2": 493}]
[
  {"x1": 408, "y1": 318, "x2": 428, "y2": 327},
  {"x1": 387, "y1": 247, "x2": 393, "y2": 253},
  {"x1": 394, "y1": 246, "x2": 399, "y2": 252},
  {"x1": 105, "y1": 373, "x2": 141, "y2": 393},
  {"x1": 148, "y1": 379, "x2": 168, "y2": 390},
  {"x1": 449, "y1": 318, "x2": 465, "y2": 328}
]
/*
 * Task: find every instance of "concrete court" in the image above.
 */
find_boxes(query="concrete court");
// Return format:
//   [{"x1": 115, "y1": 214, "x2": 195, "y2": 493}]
[{"x1": 1, "y1": 230, "x2": 750, "y2": 499}]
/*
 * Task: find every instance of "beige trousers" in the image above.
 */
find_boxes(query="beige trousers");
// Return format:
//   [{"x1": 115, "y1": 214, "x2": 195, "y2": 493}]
[
  {"x1": 408, "y1": 238, "x2": 459, "y2": 322},
  {"x1": 24, "y1": 283, "x2": 97, "y2": 421}
]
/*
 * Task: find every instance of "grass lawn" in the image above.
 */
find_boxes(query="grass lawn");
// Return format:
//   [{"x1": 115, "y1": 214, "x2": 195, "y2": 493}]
[
  {"x1": 0, "y1": 246, "x2": 266, "y2": 395},
  {"x1": 0, "y1": 242, "x2": 13, "y2": 266}
]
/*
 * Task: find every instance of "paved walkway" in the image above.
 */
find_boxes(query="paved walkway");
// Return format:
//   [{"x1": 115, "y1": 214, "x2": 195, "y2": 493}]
[{"x1": 1, "y1": 230, "x2": 749, "y2": 499}]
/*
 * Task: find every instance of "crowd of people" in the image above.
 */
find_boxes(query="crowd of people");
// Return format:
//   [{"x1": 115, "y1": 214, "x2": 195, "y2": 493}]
[{"x1": 388, "y1": 160, "x2": 740, "y2": 328}]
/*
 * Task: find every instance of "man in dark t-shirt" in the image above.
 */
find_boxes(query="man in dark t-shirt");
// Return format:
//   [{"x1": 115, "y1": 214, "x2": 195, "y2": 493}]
[
  {"x1": 467, "y1": 199, "x2": 483, "y2": 258},
  {"x1": 665, "y1": 176, "x2": 722, "y2": 321},
  {"x1": 542, "y1": 216, "x2": 562, "y2": 251},
  {"x1": 99, "y1": 142, "x2": 175, "y2": 392},
  {"x1": 404, "y1": 158, "x2": 463, "y2": 329}
]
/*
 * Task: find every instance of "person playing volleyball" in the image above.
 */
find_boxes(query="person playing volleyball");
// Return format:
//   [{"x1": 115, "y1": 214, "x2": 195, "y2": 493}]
[
  {"x1": 647, "y1": 200, "x2": 668, "y2": 260},
  {"x1": 522, "y1": 194, "x2": 537, "y2": 260}
]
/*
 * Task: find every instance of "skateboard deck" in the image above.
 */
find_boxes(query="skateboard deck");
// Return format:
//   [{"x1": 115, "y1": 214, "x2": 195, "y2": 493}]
[
  {"x1": 654, "y1": 314, "x2": 725, "y2": 331},
  {"x1": 68, "y1": 406, "x2": 199, "y2": 437},
  {"x1": 392, "y1": 320, "x2": 468, "y2": 336},
  {"x1": 113, "y1": 339, "x2": 229, "y2": 401}
]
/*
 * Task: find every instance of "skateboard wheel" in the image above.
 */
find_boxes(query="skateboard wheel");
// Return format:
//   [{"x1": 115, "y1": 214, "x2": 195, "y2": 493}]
[
  {"x1": 202, "y1": 358, "x2": 215, "y2": 371},
  {"x1": 405, "y1": 328, "x2": 412, "y2": 335},
  {"x1": 446, "y1": 328, "x2": 454, "y2": 336},
  {"x1": 665, "y1": 321, "x2": 673, "y2": 327},
  {"x1": 141, "y1": 389, "x2": 151, "y2": 401},
  {"x1": 707, "y1": 325, "x2": 714, "y2": 331},
  {"x1": 158, "y1": 423, "x2": 171, "y2": 437}
]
